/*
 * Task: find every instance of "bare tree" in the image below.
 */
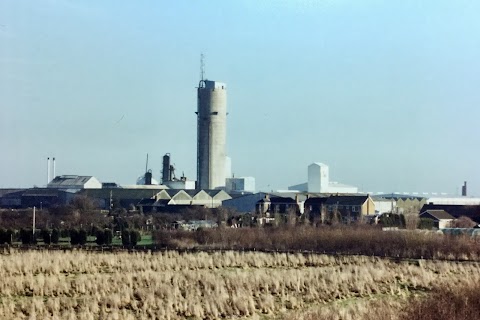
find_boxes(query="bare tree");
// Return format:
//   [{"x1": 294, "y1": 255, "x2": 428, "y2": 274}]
[{"x1": 452, "y1": 216, "x2": 477, "y2": 228}]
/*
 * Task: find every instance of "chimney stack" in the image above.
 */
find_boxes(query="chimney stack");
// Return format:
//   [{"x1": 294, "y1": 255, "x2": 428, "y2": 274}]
[
  {"x1": 52, "y1": 157, "x2": 56, "y2": 180},
  {"x1": 462, "y1": 181, "x2": 467, "y2": 197},
  {"x1": 47, "y1": 157, "x2": 50, "y2": 185}
]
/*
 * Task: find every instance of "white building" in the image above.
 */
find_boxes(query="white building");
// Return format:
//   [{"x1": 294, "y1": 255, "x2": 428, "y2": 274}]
[
  {"x1": 288, "y1": 163, "x2": 358, "y2": 194},
  {"x1": 373, "y1": 198, "x2": 397, "y2": 214},
  {"x1": 47, "y1": 175, "x2": 102, "y2": 190},
  {"x1": 225, "y1": 156, "x2": 232, "y2": 179},
  {"x1": 225, "y1": 177, "x2": 255, "y2": 193}
]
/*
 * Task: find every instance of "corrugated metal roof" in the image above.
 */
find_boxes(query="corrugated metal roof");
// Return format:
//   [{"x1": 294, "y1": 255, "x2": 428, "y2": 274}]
[
  {"x1": 0, "y1": 189, "x2": 25, "y2": 197},
  {"x1": 48, "y1": 175, "x2": 94, "y2": 187},
  {"x1": 79, "y1": 188, "x2": 161, "y2": 199}
]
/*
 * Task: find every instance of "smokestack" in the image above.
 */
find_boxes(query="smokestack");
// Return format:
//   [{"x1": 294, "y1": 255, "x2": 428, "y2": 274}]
[
  {"x1": 47, "y1": 157, "x2": 50, "y2": 185},
  {"x1": 162, "y1": 153, "x2": 171, "y2": 183},
  {"x1": 462, "y1": 181, "x2": 467, "y2": 197},
  {"x1": 197, "y1": 80, "x2": 227, "y2": 190},
  {"x1": 52, "y1": 157, "x2": 56, "y2": 180}
]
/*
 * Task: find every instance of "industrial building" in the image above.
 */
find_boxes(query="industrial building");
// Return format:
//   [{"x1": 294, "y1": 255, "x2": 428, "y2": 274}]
[
  {"x1": 9, "y1": 68, "x2": 262, "y2": 212},
  {"x1": 288, "y1": 163, "x2": 358, "y2": 194},
  {"x1": 372, "y1": 198, "x2": 397, "y2": 215},
  {"x1": 0, "y1": 188, "x2": 77, "y2": 209},
  {"x1": 197, "y1": 79, "x2": 227, "y2": 190},
  {"x1": 47, "y1": 175, "x2": 102, "y2": 190},
  {"x1": 425, "y1": 197, "x2": 480, "y2": 206},
  {"x1": 373, "y1": 194, "x2": 426, "y2": 214},
  {"x1": 133, "y1": 153, "x2": 196, "y2": 190},
  {"x1": 225, "y1": 177, "x2": 255, "y2": 193},
  {"x1": 136, "y1": 189, "x2": 231, "y2": 213}
]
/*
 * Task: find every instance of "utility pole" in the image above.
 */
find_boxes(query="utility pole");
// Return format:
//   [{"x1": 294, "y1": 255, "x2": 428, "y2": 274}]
[{"x1": 32, "y1": 206, "x2": 36, "y2": 236}]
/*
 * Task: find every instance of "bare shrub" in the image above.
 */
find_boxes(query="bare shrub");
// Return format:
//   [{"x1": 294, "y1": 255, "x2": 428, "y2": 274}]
[
  {"x1": 153, "y1": 225, "x2": 480, "y2": 260},
  {"x1": 401, "y1": 282, "x2": 480, "y2": 320},
  {"x1": 452, "y1": 216, "x2": 477, "y2": 228}
]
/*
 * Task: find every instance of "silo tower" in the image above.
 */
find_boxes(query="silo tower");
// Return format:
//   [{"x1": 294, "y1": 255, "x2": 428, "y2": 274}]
[{"x1": 196, "y1": 79, "x2": 227, "y2": 190}]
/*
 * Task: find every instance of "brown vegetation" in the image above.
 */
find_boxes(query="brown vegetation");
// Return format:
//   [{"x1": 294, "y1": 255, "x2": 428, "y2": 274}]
[
  {"x1": 154, "y1": 225, "x2": 480, "y2": 260},
  {"x1": 452, "y1": 216, "x2": 477, "y2": 228},
  {"x1": 401, "y1": 282, "x2": 480, "y2": 320},
  {"x1": 0, "y1": 250, "x2": 479, "y2": 319}
]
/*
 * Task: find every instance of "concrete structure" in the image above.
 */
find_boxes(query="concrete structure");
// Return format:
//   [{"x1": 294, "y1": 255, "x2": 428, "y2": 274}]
[
  {"x1": 225, "y1": 156, "x2": 232, "y2": 179},
  {"x1": 47, "y1": 175, "x2": 102, "y2": 190},
  {"x1": 289, "y1": 163, "x2": 358, "y2": 193},
  {"x1": 225, "y1": 177, "x2": 255, "y2": 193},
  {"x1": 197, "y1": 80, "x2": 227, "y2": 190}
]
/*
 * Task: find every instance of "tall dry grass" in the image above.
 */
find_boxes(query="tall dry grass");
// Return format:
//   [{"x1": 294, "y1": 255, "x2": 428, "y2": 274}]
[
  {"x1": 154, "y1": 226, "x2": 480, "y2": 260},
  {"x1": 0, "y1": 249, "x2": 479, "y2": 319}
]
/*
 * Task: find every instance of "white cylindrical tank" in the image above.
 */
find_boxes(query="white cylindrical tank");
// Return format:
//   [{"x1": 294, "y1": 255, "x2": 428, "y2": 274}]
[{"x1": 197, "y1": 80, "x2": 227, "y2": 190}]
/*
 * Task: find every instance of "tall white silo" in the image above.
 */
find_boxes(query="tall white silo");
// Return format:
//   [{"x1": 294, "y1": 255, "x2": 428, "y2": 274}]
[
  {"x1": 308, "y1": 162, "x2": 330, "y2": 193},
  {"x1": 197, "y1": 80, "x2": 227, "y2": 190}
]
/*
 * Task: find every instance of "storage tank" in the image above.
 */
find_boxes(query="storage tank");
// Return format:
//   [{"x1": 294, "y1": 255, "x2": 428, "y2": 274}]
[
  {"x1": 162, "y1": 153, "x2": 171, "y2": 184},
  {"x1": 145, "y1": 170, "x2": 152, "y2": 185},
  {"x1": 197, "y1": 80, "x2": 227, "y2": 190}
]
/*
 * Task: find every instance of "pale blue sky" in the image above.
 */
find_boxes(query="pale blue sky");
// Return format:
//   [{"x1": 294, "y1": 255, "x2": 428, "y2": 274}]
[{"x1": 1, "y1": 0, "x2": 479, "y2": 195}]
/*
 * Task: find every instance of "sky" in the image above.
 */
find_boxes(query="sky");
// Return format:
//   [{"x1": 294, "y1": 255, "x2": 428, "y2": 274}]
[{"x1": 1, "y1": 0, "x2": 479, "y2": 196}]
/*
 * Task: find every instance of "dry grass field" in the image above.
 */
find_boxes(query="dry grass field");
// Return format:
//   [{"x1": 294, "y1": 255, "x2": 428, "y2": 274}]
[{"x1": 0, "y1": 249, "x2": 479, "y2": 320}]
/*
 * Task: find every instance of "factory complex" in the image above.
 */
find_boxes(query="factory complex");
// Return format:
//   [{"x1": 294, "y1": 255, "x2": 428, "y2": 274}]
[{"x1": 1, "y1": 70, "x2": 478, "y2": 228}]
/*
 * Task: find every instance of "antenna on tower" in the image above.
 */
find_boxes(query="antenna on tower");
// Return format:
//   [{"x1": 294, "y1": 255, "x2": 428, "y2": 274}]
[{"x1": 200, "y1": 53, "x2": 205, "y2": 82}]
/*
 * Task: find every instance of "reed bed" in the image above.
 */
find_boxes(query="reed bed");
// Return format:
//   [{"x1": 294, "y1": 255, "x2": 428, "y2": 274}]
[
  {"x1": 154, "y1": 226, "x2": 480, "y2": 261},
  {"x1": 0, "y1": 249, "x2": 479, "y2": 319}
]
